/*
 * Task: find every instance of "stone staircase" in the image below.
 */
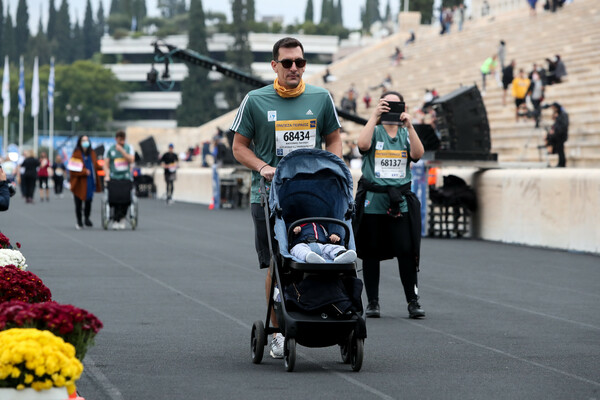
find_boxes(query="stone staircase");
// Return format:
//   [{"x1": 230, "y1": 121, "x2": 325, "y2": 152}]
[{"x1": 307, "y1": 0, "x2": 600, "y2": 167}]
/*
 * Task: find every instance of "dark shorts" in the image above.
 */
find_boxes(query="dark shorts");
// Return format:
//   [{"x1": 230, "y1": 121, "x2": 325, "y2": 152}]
[
  {"x1": 502, "y1": 81, "x2": 511, "y2": 90},
  {"x1": 38, "y1": 176, "x2": 49, "y2": 189},
  {"x1": 251, "y1": 203, "x2": 277, "y2": 269},
  {"x1": 515, "y1": 98, "x2": 526, "y2": 108}
]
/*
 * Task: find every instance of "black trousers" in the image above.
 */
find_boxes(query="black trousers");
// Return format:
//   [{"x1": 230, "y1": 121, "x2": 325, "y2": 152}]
[
  {"x1": 359, "y1": 214, "x2": 419, "y2": 304},
  {"x1": 53, "y1": 177, "x2": 64, "y2": 194},
  {"x1": 165, "y1": 180, "x2": 174, "y2": 199},
  {"x1": 553, "y1": 142, "x2": 566, "y2": 167},
  {"x1": 22, "y1": 176, "x2": 36, "y2": 199},
  {"x1": 113, "y1": 204, "x2": 129, "y2": 221},
  {"x1": 74, "y1": 196, "x2": 91, "y2": 224}
]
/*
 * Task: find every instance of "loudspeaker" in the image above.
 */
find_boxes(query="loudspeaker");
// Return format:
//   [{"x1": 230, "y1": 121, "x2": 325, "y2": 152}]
[
  {"x1": 139, "y1": 136, "x2": 159, "y2": 165},
  {"x1": 432, "y1": 85, "x2": 491, "y2": 154},
  {"x1": 414, "y1": 124, "x2": 440, "y2": 152}
]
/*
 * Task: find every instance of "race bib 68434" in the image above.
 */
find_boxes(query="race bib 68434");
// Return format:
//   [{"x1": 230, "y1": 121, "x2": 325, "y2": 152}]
[{"x1": 275, "y1": 119, "x2": 317, "y2": 157}]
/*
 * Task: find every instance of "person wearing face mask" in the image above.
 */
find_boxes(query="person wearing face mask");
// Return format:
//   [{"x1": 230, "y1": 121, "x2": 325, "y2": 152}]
[{"x1": 68, "y1": 135, "x2": 102, "y2": 229}]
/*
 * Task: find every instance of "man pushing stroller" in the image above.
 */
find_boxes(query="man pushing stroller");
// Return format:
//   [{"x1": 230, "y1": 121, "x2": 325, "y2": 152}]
[{"x1": 290, "y1": 221, "x2": 357, "y2": 264}]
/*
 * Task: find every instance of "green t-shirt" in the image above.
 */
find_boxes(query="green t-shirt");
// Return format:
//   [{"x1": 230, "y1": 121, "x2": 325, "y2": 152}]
[
  {"x1": 480, "y1": 57, "x2": 497, "y2": 74},
  {"x1": 231, "y1": 83, "x2": 341, "y2": 203},
  {"x1": 104, "y1": 143, "x2": 134, "y2": 180},
  {"x1": 360, "y1": 125, "x2": 413, "y2": 214}
]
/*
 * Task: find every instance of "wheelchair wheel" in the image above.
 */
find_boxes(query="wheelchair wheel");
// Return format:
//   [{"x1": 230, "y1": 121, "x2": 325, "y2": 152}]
[
  {"x1": 101, "y1": 199, "x2": 110, "y2": 230},
  {"x1": 129, "y1": 197, "x2": 138, "y2": 230},
  {"x1": 284, "y1": 337, "x2": 296, "y2": 372},
  {"x1": 250, "y1": 320, "x2": 265, "y2": 364}
]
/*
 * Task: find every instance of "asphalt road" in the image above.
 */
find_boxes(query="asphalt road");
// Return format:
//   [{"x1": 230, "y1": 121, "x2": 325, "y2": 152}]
[{"x1": 2, "y1": 193, "x2": 599, "y2": 400}]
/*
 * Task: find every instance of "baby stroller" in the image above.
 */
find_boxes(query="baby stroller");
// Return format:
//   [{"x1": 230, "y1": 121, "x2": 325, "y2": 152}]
[
  {"x1": 100, "y1": 179, "x2": 139, "y2": 230},
  {"x1": 250, "y1": 148, "x2": 366, "y2": 372}
]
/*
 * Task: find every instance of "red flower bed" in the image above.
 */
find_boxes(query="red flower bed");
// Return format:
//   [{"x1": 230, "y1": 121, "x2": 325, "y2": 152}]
[
  {"x1": 0, "y1": 233, "x2": 20, "y2": 249},
  {"x1": 0, "y1": 265, "x2": 52, "y2": 303}
]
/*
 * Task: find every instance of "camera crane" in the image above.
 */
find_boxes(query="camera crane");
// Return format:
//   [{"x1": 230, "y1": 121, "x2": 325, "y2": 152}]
[{"x1": 149, "y1": 40, "x2": 368, "y2": 126}]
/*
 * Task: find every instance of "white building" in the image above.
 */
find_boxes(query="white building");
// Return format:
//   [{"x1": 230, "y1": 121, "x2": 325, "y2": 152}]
[{"x1": 101, "y1": 33, "x2": 340, "y2": 128}]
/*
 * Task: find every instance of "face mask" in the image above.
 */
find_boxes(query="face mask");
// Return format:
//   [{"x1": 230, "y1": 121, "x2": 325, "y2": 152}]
[{"x1": 81, "y1": 141, "x2": 90, "y2": 149}]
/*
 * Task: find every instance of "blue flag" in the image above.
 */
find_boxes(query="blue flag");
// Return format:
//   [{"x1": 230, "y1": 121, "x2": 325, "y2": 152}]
[
  {"x1": 48, "y1": 58, "x2": 55, "y2": 112},
  {"x1": 18, "y1": 57, "x2": 26, "y2": 112}
]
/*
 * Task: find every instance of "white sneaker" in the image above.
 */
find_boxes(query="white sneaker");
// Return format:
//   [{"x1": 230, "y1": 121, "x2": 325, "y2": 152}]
[
  {"x1": 269, "y1": 333, "x2": 285, "y2": 359},
  {"x1": 333, "y1": 249, "x2": 357, "y2": 264},
  {"x1": 111, "y1": 221, "x2": 119, "y2": 230},
  {"x1": 118, "y1": 220, "x2": 127, "y2": 230},
  {"x1": 306, "y1": 251, "x2": 326, "y2": 263}
]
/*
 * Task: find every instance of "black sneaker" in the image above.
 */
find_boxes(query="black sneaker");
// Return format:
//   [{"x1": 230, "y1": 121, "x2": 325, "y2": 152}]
[
  {"x1": 85, "y1": 219, "x2": 93, "y2": 227},
  {"x1": 365, "y1": 300, "x2": 380, "y2": 318},
  {"x1": 408, "y1": 300, "x2": 425, "y2": 319}
]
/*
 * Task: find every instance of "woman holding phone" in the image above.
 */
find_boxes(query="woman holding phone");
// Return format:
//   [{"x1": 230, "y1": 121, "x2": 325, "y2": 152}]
[{"x1": 354, "y1": 91, "x2": 426, "y2": 319}]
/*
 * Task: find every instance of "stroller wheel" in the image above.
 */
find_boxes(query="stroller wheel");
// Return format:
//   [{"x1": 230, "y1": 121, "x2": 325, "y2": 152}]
[
  {"x1": 251, "y1": 321, "x2": 265, "y2": 364},
  {"x1": 340, "y1": 335, "x2": 352, "y2": 364},
  {"x1": 350, "y1": 335, "x2": 364, "y2": 372},
  {"x1": 284, "y1": 337, "x2": 296, "y2": 372}
]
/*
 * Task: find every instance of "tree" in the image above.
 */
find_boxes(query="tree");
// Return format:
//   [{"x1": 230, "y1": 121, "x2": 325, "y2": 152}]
[
  {"x1": 47, "y1": 0, "x2": 57, "y2": 40},
  {"x1": 96, "y1": 1, "x2": 106, "y2": 51},
  {"x1": 221, "y1": 0, "x2": 255, "y2": 108},
  {"x1": 15, "y1": 0, "x2": 30, "y2": 55},
  {"x1": 27, "y1": 16, "x2": 51, "y2": 66},
  {"x1": 246, "y1": 0, "x2": 255, "y2": 22},
  {"x1": 176, "y1": 0, "x2": 219, "y2": 126},
  {"x1": 3, "y1": 6, "x2": 16, "y2": 63},
  {"x1": 321, "y1": 0, "x2": 334, "y2": 24},
  {"x1": 71, "y1": 20, "x2": 85, "y2": 62},
  {"x1": 385, "y1": 0, "x2": 391, "y2": 21},
  {"x1": 54, "y1": 60, "x2": 125, "y2": 131},
  {"x1": 304, "y1": 0, "x2": 314, "y2": 23},
  {"x1": 54, "y1": 0, "x2": 72, "y2": 63},
  {"x1": 409, "y1": 0, "x2": 435, "y2": 24},
  {"x1": 109, "y1": 0, "x2": 120, "y2": 15},
  {"x1": 0, "y1": 0, "x2": 4, "y2": 60},
  {"x1": 362, "y1": 0, "x2": 382, "y2": 31},
  {"x1": 336, "y1": 0, "x2": 343, "y2": 26},
  {"x1": 83, "y1": 0, "x2": 96, "y2": 59},
  {"x1": 157, "y1": 0, "x2": 187, "y2": 18}
]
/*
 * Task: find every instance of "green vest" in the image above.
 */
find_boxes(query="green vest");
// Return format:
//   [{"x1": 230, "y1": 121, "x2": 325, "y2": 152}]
[
  {"x1": 360, "y1": 125, "x2": 412, "y2": 214},
  {"x1": 106, "y1": 143, "x2": 133, "y2": 180},
  {"x1": 231, "y1": 84, "x2": 341, "y2": 203}
]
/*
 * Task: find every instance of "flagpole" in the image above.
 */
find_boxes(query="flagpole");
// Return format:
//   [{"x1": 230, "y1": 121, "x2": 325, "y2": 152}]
[
  {"x1": 18, "y1": 110, "x2": 23, "y2": 154},
  {"x1": 48, "y1": 57, "x2": 55, "y2": 163},
  {"x1": 1, "y1": 56, "x2": 9, "y2": 157},
  {"x1": 49, "y1": 109, "x2": 54, "y2": 162},
  {"x1": 32, "y1": 57, "x2": 39, "y2": 156},
  {"x1": 2, "y1": 119, "x2": 7, "y2": 157},
  {"x1": 18, "y1": 56, "x2": 25, "y2": 155}
]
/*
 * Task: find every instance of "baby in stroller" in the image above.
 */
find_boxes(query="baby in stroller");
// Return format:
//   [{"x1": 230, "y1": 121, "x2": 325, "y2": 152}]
[{"x1": 289, "y1": 221, "x2": 357, "y2": 264}]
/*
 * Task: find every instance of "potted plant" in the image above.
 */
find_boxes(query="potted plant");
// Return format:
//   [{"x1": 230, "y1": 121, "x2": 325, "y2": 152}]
[
  {"x1": 0, "y1": 266, "x2": 52, "y2": 304},
  {"x1": 0, "y1": 328, "x2": 83, "y2": 399},
  {"x1": 0, "y1": 301, "x2": 103, "y2": 361}
]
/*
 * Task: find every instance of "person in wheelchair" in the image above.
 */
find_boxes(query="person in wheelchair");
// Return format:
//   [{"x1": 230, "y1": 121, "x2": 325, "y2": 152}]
[{"x1": 103, "y1": 130, "x2": 135, "y2": 230}]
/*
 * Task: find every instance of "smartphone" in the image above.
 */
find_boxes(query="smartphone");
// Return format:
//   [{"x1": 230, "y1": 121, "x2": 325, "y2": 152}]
[{"x1": 380, "y1": 101, "x2": 406, "y2": 125}]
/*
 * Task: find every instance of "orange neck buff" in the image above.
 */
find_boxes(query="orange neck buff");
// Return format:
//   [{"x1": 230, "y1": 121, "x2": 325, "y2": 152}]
[{"x1": 273, "y1": 78, "x2": 306, "y2": 98}]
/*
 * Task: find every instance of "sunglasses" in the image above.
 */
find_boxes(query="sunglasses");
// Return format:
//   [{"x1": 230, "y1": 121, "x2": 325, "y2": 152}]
[{"x1": 275, "y1": 58, "x2": 307, "y2": 68}]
